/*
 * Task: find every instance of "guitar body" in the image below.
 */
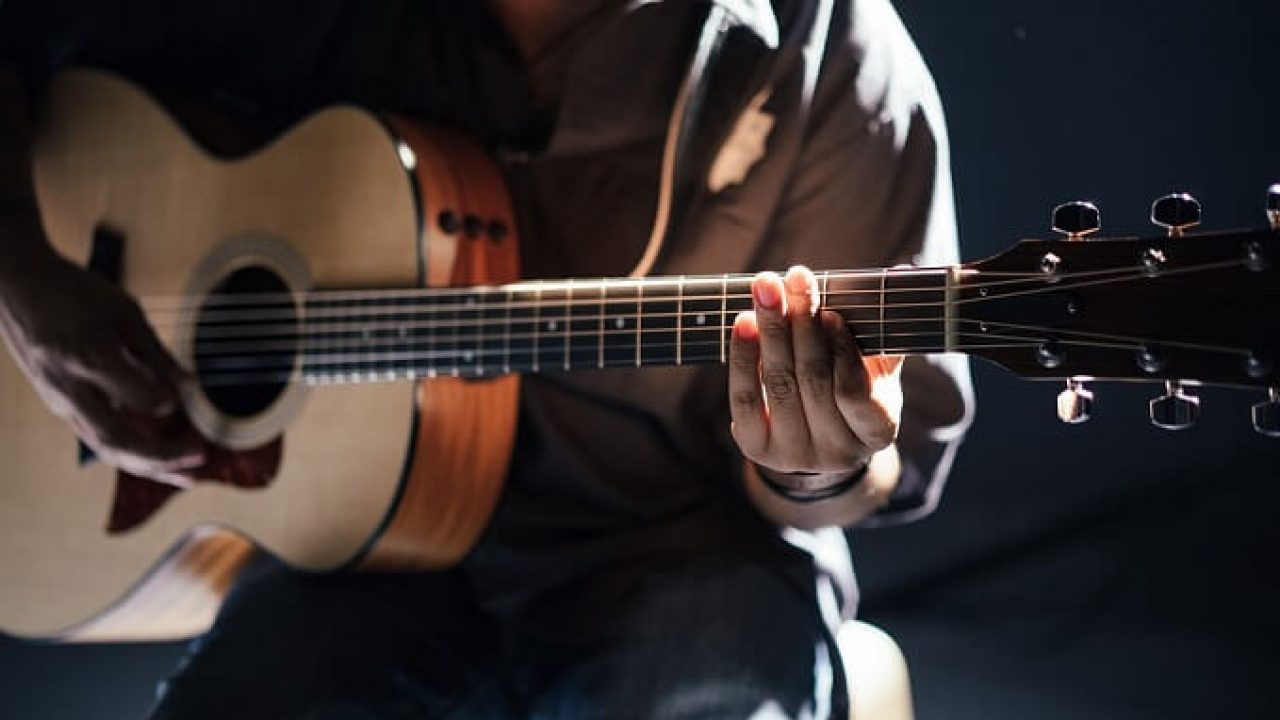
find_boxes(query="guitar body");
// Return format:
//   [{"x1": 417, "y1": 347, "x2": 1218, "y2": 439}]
[{"x1": 0, "y1": 71, "x2": 519, "y2": 640}]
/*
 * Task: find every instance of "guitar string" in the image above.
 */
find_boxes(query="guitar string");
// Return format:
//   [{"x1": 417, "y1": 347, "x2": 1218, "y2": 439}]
[
  {"x1": 195, "y1": 327, "x2": 977, "y2": 370},
  {"x1": 131, "y1": 265, "x2": 970, "y2": 311},
  {"x1": 182, "y1": 316, "x2": 1250, "y2": 365},
  {"x1": 136, "y1": 261, "x2": 1173, "y2": 320},
  {"x1": 138, "y1": 259, "x2": 1240, "y2": 341},
  {"x1": 181, "y1": 304, "x2": 948, "y2": 341},
  {"x1": 188, "y1": 318, "x2": 952, "y2": 356},
  {"x1": 189, "y1": 334, "x2": 1139, "y2": 388},
  {"x1": 159, "y1": 258, "x2": 1250, "y2": 352},
  {"x1": 189, "y1": 323, "x2": 1244, "y2": 379}
]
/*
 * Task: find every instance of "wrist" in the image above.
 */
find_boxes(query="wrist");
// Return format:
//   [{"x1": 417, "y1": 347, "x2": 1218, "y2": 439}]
[{"x1": 754, "y1": 461, "x2": 869, "y2": 504}]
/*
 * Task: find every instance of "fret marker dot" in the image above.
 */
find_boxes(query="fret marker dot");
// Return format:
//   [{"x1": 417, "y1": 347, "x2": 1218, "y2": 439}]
[
  {"x1": 547, "y1": 320, "x2": 558, "y2": 331},
  {"x1": 463, "y1": 350, "x2": 474, "y2": 362},
  {"x1": 696, "y1": 314, "x2": 706, "y2": 326},
  {"x1": 615, "y1": 317, "x2": 626, "y2": 329}
]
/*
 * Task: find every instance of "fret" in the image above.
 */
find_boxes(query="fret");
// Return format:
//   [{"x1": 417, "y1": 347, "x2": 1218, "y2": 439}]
[
  {"x1": 508, "y1": 284, "x2": 538, "y2": 373},
  {"x1": 878, "y1": 268, "x2": 888, "y2": 357},
  {"x1": 301, "y1": 295, "x2": 334, "y2": 383},
  {"x1": 436, "y1": 286, "x2": 458, "y2": 376},
  {"x1": 827, "y1": 269, "x2": 948, "y2": 354},
  {"x1": 719, "y1": 274, "x2": 729, "y2": 364},
  {"x1": 416, "y1": 291, "x2": 437, "y2": 378},
  {"x1": 640, "y1": 281, "x2": 679, "y2": 367},
  {"x1": 385, "y1": 295, "x2": 409, "y2": 380},
  {"x1": 532, "y1": 282, "x2": 542, "y2": 372},
  {"x1": 681, "y1": 278, "x2": 723, "y2": 365},
  {"x1": 456, "y1": 291, "x2": 483, "y2": 375},
  {"x1": 292, "y1": 266, "x2": 955, "y2": 385},
  {"x1": 477, "y1": 290, "x2": 507, "y2": 376},
  {"x1": 675, "y1": 276, "x2": 684, "y2": 366},
  {"x1": 602, "y1": 283, "x2": 639, "y2": 368},
  {"x1": 882, "y1": 269, "x2": 948, "y2": 354},
  {"x1": 503, "y1": 286, "x2": 513, "y2": 374},
  {"x1": 569, "y1": 281, "x2": 602, "y2": 370},
  {"x1": 563, "y1": 279, "x2": 573, "y2": 371},
  {"x1": 597, "y1": 281, "x2": 606, "y2": 369},
  {"x1": 537, "y1": 285, "x2": 569, "y2": 372},
  {"x1": 724, "y1": 277, "x2": 754, "y2": 317},
  {"x1": 635, "y1": 281, "x2": 643, "y2": 367}
]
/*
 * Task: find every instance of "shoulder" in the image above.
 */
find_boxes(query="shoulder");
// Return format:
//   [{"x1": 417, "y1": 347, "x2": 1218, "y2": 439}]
[{"x1": 798, "y1": 0, "x2": 946, "y2": 155}]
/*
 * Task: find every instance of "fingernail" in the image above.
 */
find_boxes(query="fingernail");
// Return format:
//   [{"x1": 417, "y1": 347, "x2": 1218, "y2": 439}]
[
  {"x1": 733, "y1": 312, "x2": 759, "y2": 341},
  {"x1": 784, "y1": 266, "x2": 810, "y2": 292},
  {"x1": 753, "y1": 275, "x2": 781, "y2": 309}
]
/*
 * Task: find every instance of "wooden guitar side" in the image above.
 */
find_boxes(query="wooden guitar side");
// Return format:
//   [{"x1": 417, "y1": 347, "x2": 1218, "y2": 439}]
[{"x1": 0, "y1": 71, "x2": 518, "y2": 640}]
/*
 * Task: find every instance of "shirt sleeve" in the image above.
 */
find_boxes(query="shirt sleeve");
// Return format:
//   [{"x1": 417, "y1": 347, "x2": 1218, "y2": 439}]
[{"x1": 762, "y1": 0, "x2": 974, "y2": 525}]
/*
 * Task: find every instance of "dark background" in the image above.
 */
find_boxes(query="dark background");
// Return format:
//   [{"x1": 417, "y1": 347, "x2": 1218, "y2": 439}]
[{"x1": 2, "y1": 0, "x2": 1279, "y2": 717}]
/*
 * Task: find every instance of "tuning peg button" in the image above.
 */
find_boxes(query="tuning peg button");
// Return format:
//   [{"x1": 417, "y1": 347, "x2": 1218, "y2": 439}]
[
  {"x1": 1252, "y1": 388, "x2": 1280, "y2": 437},
  {"x1": 1150, "y1": 381, "x2": 1200, "y2": 430},
  {"x1": 1151, "y1": 193, "x2": 1201, "y2": 237},
  {"x1": 1052, "y1": 201, "x2": 1101, "y2": 240},
  {"x1": 1267, "y1": 184, "x2": 1279, "y2": 230},
  {"x1": 1057, "y1": 380, "x2": 1094, "y2": 424}
]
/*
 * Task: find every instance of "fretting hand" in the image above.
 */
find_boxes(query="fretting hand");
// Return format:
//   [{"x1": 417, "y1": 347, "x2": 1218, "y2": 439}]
[{"x1": 728, "y1": 266, "x2": 904, "y2": 513}]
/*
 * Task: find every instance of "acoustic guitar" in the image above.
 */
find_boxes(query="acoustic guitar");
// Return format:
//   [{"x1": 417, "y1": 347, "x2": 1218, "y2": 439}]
[{"x1": 1, "y1": 70, "x2": 1276, "y2": 642}]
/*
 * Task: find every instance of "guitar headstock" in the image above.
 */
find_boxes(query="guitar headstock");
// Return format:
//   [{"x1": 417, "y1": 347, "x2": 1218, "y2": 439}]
[{"x1": 957, "y1": 187, "x2": 1280, "y2": 435}]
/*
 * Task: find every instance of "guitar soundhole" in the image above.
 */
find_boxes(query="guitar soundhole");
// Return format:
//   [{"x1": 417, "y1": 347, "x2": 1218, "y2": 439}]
[{"x1": 193, "y1": 266, "x2": 297, "y2": 418}]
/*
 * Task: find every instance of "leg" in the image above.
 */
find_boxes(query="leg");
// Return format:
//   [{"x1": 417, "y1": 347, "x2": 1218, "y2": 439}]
[
  {"x1": 147, "y1": 557, "x2": 507, "y2": 720},
  {"x1": 519, "y1": 557, "x2": 844, "y2": 720}
]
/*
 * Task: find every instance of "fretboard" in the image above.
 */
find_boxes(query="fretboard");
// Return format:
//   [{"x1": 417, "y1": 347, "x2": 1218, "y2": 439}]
[{"x1": 286, "y1": 268, "x2": 953, "y2": 385}]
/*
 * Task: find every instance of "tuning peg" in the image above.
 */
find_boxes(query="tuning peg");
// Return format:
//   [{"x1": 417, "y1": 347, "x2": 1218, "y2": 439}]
[
  {"x1": 1267, "y1": 184, "x2": 1279, "y2": 230},
  {"x1": 1252, "y1": 388, "x2": 1280, "y2": 437},
  {"x1": 1150, "y1": 380, "x2": 1200, "y2": 430},
  {"x1": 1056, "y1": 379, "x2": 1094, "y2": 424},
  {"x1": 1052, "y1": 201, "x2": 1101, "y2": 240},
  {"x1": 1151, "y1": 193, "x2": 1201, "y2": 237}
]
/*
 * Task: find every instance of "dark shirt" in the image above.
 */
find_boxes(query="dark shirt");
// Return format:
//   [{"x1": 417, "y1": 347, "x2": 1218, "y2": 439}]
[{"x1": 0, "y1": 0, "x2": 973, "y2": 624}]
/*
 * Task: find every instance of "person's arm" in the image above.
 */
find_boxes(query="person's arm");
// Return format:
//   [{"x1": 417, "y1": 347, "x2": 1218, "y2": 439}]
[
  {"x1": 730, "y1": 0, "x2": 973, "y2": 529},
  {"x1": 0, "y1": 64, "x2": 205, "y2": 484}
]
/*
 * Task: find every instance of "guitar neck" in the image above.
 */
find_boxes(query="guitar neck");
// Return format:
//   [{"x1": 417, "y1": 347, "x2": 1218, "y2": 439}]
[{"x1": 283, "y1": 267, "x2": 957, "y2": 385}]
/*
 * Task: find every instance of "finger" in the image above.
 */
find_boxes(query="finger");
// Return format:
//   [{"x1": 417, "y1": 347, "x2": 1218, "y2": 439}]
[
  {"x1": 66, "y1": 382, "x2": 205, "y2": 474},
  {"x1": 794, "y1": 308, "x2": 864, "y2": 469},
  {"x1": 728, "y1": 311, "x2": 768, "y2": 461},
  {"x1": 752, "y1": 271, "x2": 809, "y2": 464},
  {"x1": 85, "y1": 346, "x2": 179, "y2": 417},
  {"x1": 825, "y1": 312, "x2": 897, "y2": 452},
  {"x1": 120, "y1": 301, "x2": 188, "y2": 386},
  {"x1": 787, "y1": 267, "x2": 861, "y2": 468}
]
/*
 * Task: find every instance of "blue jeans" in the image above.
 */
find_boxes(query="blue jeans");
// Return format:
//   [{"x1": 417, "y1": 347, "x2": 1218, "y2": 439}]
[{"x1": 147, "y1": 555, "x2": 847, "y2": 719}]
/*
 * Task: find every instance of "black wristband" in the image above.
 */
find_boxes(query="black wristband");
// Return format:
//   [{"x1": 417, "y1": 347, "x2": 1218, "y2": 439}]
[{"x1": 756, "y1": 462, "x2": 869, "y2": 504}]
